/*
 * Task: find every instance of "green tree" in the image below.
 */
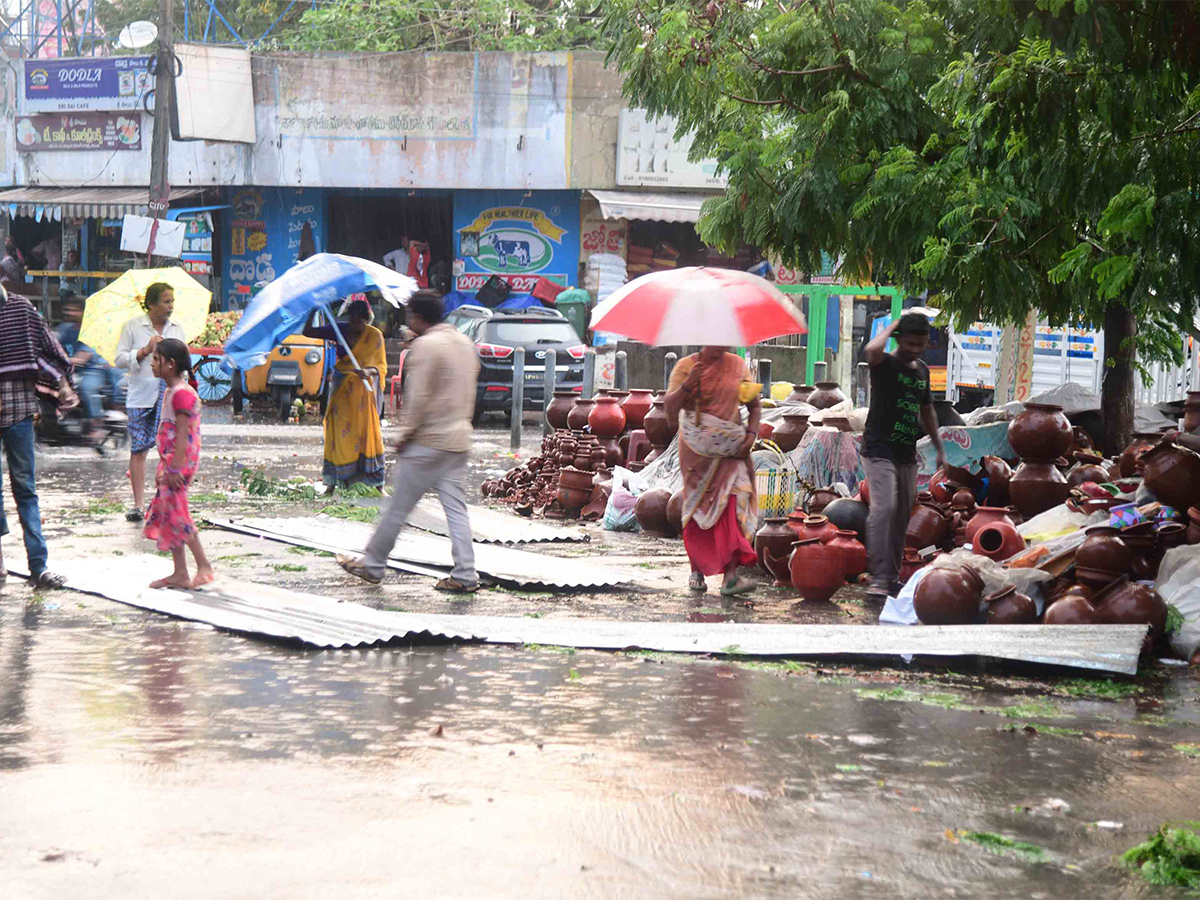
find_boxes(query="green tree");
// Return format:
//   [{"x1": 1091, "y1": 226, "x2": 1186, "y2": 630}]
[
  {"x1": 603, "y1": 0, "x2": 1200, "y2": 452},
  {"x1": 95, "y1": 0, "x2": 310, "y2": 47}
]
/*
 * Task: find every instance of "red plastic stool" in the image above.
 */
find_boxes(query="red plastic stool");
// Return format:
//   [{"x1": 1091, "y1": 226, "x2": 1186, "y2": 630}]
[{"x1": 625, "y1": 429, "x2": 651, "y2": 467}]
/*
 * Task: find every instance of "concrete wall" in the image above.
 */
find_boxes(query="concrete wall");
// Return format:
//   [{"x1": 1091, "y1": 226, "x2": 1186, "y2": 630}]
[{"x1": 616, "y1": 342, "x2": 810, "y2": 393}]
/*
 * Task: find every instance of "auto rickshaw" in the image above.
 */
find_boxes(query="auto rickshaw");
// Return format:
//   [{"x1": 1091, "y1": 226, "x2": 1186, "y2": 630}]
[{"x1": 231, "y1": 333, "x2": 335, "y2": 420}]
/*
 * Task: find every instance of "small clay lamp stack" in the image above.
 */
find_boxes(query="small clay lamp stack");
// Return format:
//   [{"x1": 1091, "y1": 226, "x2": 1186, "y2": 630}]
[{"x1": 481, "y1": 428, "x2": 612, "y2": 520}]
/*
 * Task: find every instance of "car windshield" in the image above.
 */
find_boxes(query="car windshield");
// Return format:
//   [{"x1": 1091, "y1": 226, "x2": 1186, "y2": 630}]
[{"x1": 487, "y1": 321, "x2": 579, "y2": 344}]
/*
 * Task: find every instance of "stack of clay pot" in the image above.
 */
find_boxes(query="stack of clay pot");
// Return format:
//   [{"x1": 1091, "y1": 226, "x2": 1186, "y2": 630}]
[
  {"x1": 589, "y1": 392, "x2": 627, "y2": 468},
  {"x1": 1006, "y1": 402, "x2": 1073, "y2": 518},
  {"x1": 753, "y1": 513, "x2": 865, "y2": 599},
  {"x1": 480, "y1": 428, "x2": 612, "y2": 519}
]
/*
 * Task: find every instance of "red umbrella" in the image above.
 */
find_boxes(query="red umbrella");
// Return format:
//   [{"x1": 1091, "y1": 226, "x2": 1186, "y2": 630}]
[{"x1": 590, "y1": 267, "x2": 806, "y2": 346}]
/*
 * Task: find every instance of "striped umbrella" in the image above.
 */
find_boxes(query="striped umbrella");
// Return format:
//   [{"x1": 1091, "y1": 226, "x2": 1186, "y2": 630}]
[{"x1": 590, "y1": 267, "x2": 806, "y2": 346}]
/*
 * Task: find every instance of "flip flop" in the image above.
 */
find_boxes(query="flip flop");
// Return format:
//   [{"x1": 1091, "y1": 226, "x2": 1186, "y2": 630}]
[
  {"x1": 190, "y1": 572, "x2": 216, "y2": 589},
  {"x1": 336, "y1": 554, "x2": 383, "y2": 584},
  {"x1": 435, "y1": 577, "x2": 478, "y2": 594},
  {"x1": 689, "y1": 573, "x2": 707, "y2": 593},
  {"x1": 719, "y1": 577, "x2": 754, "y2": 597},
  {"x1": 0, "y1": 569, "x2": 7, "y2": 588},
  {"x1": 149, "y1": 576, "x2": 191, "y2": 590},
  {"x1": 32, "y1": 570, "x2": 65, "y2": 590},
  {"x1": 125, "y1": 509, "x2": 144, "y2": 522}
]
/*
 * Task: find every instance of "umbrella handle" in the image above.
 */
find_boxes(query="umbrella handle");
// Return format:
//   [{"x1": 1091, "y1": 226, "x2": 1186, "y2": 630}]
[{"x1": 321, "y1": 302, "x2": 363, "y2": 372}]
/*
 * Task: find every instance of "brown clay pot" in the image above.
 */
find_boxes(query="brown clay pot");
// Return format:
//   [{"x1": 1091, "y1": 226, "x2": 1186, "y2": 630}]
[
  {"x1": 621, "y1": 389, "x2": 654, "y2": 430},
  {"x1": 807, "y1": 381, "x2": 847, "y2": 410},
  {"x1": 588, "y1": 396, "x2": 627, "y2": 438},
  {"x1": 973, "y1": 521, "x2": 1025, "y2": 563},
  {"x1": 1044, "y1": 595, "x2": 1103, "y2": 625},
  {"x1": 951, "y1": 488, "x2": 976, "y2": 512},
  {"x1": 1007, "y1": 402, "x2": 1073, "y2": 463},
  {"x1": 906, "y1": 502, "x2": 950, "y2": 549},
  {"x1": 786, "y1": 537, "x2": 846, "y2": 601},
  {"x1": 788, "y1": 513, "x2": 838, "y2": 544},
  {"x1": 829, "y1": 530, "x2": 867, "y2": 581},
  {"x1": 1119, "y1": 432, "x2": 1163, "y2": 477},
  {"x1": 785, "y1": 384, "x2": 815, "y2": 404},
  {"x1": 928, "y1": 468, "x2": 957, "y2": 505},
  {"x1": 1187, "y1": 507, "x2": 1200, "y2": 545},
  {"x1": 580, "y1": 483, "x2": 611, "y2": 520},
  {"x1": 666, "y1": 490, "x2": 684, "y2": 536},
  {"x1": 1052, "y1": 583, "x2": 1095, "y2": 604},
  {"x1": 1142, "y1": 440, "x2": 1200, "y2": 513},
  {"x1": 1071, "y1": 426, "x2": 1095, "y2": 454},
  {"x1": 1093, "y1": 575, "x2": 1169, "y2": 648},
  {"x1": 1009, "y1": 461, "x2": 1070, "y2": 518},
  {"x1": 598, "y1": 436, "x2": 622, "y2": 468},
  {"x1": 807, "y1": 488, "x2": 839, "y2": 515},
  {"x1": 567, "y1": 398, "x2": 596, "y2": 431},
  {"x1": 1066, "y1": 463, "x2": 1111, "y2": 489},
  {"x1": 1075, "y1": 526, "x2": 1133, "y2": 590},
  {"x1": 899, "y1": 548, "x2": 930, "y2": 584},
  {"x1": 979, "y1": 456, "x2": 1013, "y2": 507},
  {"x1": 546, "y1": 391, "x2": 577, "y2": 431},
  {"x1": 771, "y1": 413, "x2": 810, "y2": 452},
  {"x1": 558, "y1": 467, "x2": 595, "y2": 492},
  {"x1": 857, "y1": 479, "x2": 870, "y2": 506},
  {"x1": 556, "y1": 487, "x2": 590, "y2": 510},
  {"x1": 642, "y1": 393, "x2": 674, "y2": 452},
  {"x1": 1158, "y1": 521, "x2": 1187, "y2": 556},
  {"x1": 634, "y1": 488, "x2": 673, "y2": 535},
  {"x1": 913, "y1": 564, "x2": 985, "y2": 625},
  {"x1": 985, "y1": 586, "x2": 1038, "y2": 624},
  {"x1": 755, "y1": 518, "x2": 796, "y2": 581}
]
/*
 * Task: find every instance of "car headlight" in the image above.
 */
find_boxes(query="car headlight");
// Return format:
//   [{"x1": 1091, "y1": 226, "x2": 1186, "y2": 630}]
[
  {"x1": 277, "y1": 345, "x2": 291, "y2": 356},
  {"x1": 305, "y1": 350, "x2": 321, "y2": 365}
]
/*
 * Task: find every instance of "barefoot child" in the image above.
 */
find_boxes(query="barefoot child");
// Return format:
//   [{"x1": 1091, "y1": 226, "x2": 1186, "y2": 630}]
[{"x1": 145, "y1": 338, "x2": 214, "y2": 589}]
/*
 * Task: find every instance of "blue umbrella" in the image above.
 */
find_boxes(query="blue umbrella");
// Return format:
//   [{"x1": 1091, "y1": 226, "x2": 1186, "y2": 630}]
[{"x1": 223, "y1": 253, "x2": 418, "y2": 370}]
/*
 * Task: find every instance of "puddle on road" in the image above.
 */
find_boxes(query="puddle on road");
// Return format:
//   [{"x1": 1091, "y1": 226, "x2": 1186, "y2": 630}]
[{"x1": 1, "y1": 599, "x2": 1198, "y2": 897}]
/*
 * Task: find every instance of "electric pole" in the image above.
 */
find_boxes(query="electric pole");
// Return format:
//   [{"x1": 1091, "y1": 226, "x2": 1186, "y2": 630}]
[{"x1": 147, "y1": 0, "x2": 174, "y2": 258}]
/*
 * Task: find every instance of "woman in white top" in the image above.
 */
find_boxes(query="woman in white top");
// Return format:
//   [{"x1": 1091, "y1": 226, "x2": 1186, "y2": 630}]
[{"x1": 114, "y1": 283, "x2": 187, "y2": 522}]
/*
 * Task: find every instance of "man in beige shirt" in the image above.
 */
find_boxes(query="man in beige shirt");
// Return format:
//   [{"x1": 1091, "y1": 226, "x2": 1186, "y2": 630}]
[{"x1": 338, "y1": 291, "x2": 481, "y2": 591}]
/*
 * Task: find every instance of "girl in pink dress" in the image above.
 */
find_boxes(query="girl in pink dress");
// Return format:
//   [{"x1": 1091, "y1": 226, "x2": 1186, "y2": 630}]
[{"x1": 144, "y1": 338, "x2": 214, "y2": 589}]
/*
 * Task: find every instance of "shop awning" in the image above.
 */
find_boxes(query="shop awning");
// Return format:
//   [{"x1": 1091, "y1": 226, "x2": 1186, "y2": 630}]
[
  {"x1": 588, "y1": 189, "x2": 716, "y2": 224},
  {"x1": 0, "y1": 186, "x2": 207, "y2": 220}
]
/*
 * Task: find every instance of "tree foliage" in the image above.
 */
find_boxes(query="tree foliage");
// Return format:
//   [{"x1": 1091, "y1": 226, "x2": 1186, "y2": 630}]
[{"x1": 602, "y1": 0, "x2": 1200, "y2": 369}]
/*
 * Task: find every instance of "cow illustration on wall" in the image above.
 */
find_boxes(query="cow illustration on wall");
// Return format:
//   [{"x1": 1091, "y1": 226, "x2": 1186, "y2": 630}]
[{"x1": 482, "y1": 232, "x2": 531, "y2": 268}]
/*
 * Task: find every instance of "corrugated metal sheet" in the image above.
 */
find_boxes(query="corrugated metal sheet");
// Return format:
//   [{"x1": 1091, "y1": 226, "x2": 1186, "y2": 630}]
[
  {"x1": 207, "y1": 515, "x2": 631, "y2": 589},
  {"x1": 33, "y1": 556, "x2": 1148, "y2": 674},
  {"x1": 0, "y1": 186, "x2": 205, "y2": 219},
  {"x1": 589, "y1": 189, "x2": 714, "y2": 223},
  {"x1": 408, "y1": 499, "x2": 589, "y2": 544}
]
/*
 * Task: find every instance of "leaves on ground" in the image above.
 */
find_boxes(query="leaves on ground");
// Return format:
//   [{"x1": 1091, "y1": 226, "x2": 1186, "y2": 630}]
[
  {"x1": 957, "y1": 831, "x2": 1047, "y2": 863},
  {"x1": 1121, "y1": 822, "x2": 1200, "y2": 889}
]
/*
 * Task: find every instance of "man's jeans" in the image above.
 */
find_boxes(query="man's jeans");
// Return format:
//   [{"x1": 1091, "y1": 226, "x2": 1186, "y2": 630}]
[
  {"x1": 862, "y1": 455, "x2": 918, "y2": 593},
  {"x1": 78, "y1": 367, "x2": 106, "y2": 421},
  {"x1": 0, "y1": 417, "x2": 48, "y2": 575},
  {"x1": 363, "y1": 446, "x2": 477, "y2": 586}
]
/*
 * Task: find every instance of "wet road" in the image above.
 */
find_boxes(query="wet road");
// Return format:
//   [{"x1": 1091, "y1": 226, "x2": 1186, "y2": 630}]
[{"x1": 2, "y1": 409, "x2": 1199, "y2": 897}]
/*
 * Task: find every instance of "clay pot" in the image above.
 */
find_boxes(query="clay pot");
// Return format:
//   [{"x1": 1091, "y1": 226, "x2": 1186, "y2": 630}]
[
  {"x1": 771, "y1": 413, "x2": 810, "y2": 452},
  {"x1": 928, "y1": 469, "x2": 957, "y2": 505},
  {"x1": 807, "y1": 381, "x2": 847, "y2": 410},
  {"x1": 643, "y1": 393, "x2": 674, "y2": 452},
  {"x1": 1142, "y1": 440, "x2": 1200, "y2": 513},
  {"x1": 580, "y1": 483, "x2": 611, "y2": 520},
  {"x1": 1071, "y1": 426, "x2": 1095, "y2": 454},
  {"x1": 1157, "y1": 521, "x2": 1187, "y2": 554},
  {"x1": 1093, "y1": 575, "x2": 1169, "y2": 648},
  {"x1": 557, "y1": 487, "x2": 590, "y2": 509},
  {"x1": 785, "y1": 385, "x2": 814, "y2": 404},
  {"x1": 755, "y1": 518, "x2": 796, "y2": 581},
  {"x1": 567, "y1": 398, "x2": 596, "y2": 431},
  {"x1": 1044, "y1": 595, "x2": 1103, "y2": 625},
  {"x1": 786, "y1": 537, "x2": 846, "y2": 601},
  {"x1": 1066, "y1": 463, "x2": 1111, "y2": 489},
  {"x1": 1053, "y1": 583, "x2": 1096, "y2": 605},
  {"x1": 1188, "y1": 507, "x2": 1200, "y2": 545},
  {"x1": 666, "y1": 490, "x2": 684, "y2": 536},
  {"x1": 757, "y1": 422, "x2": 775, "y2": 440},
  {"x1": 973, "y1": 521, "x2": 1025, "y2": 563},
  {"x1": 985, "y1": 586, "x2": 1038, "y2": 624},
  {"x1": 599, "y1": 436, "x2": 622, "y2": 468},
  {"x1": 822, "y1": 498, "x2": 869, "y2": 544},
  {"x1": 899, "y1": 549, "x2": 930, "y2": 584},
  {"x1": 806, "y1": 488, "x2": 839, "y2": 515},
  {"x1": 788, "y1": 513, "x2": 838, "y2": 544},
  {"x1": 906, "y1": 502, "x2": 950, "y2": 549},
  {"x1": 621, "y1": 389, "x2": 654, "y2": 430},
  {"x1": 558, "y1": 467, "x2": 595, "y2": 492},
  {"x1": 546, "y1": 391, "x2": 577, "y2": 431},
  {"x1": 979, "y1": 456, "x2": 1013, "y2": 507},
  {"x1": 1007, "y1": 402, "x2": 1073, "y2": 463},
  {"x1": 573, "y1": 451, "x2": 593, "y2": 472},
  {"x1": 588, "y1": 396, "x2": 627, "y2": 438},
  {"x1": 1009, "y1": 461, "x2": 1070, "y2": 518},
  {"x1": 1119, "y1": 432, "x2": 1163, "y2": 477},
  {"x1": 857, "y1": 479, "x2": 870, "y2": 506},
  {"x1": 634, "y1": 488, "x2": 673, "y2": 535},
  {"x1": 829, "y1": 530, "x2": 867, "y2": 581},
  {"x1": 1075, "y1": 526, "x2": 1132, "y2": 590},
  {"x1": 913, "y1": 564, "x2": 985, "y2": 625},
  {"x1": 951, "y1": 488, "x2": 976, "y2": 512}
]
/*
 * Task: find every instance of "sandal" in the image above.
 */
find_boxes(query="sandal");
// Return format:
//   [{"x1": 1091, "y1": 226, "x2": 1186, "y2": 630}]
[
  {"x1": 435, "y1": 576, "x2": 478, "y2": 594},
  {"x1": 336, "y1": 554, "x2": 382, "y2": 584},
  {"x1": 32, "y1": 570, "x2": 66, "y2": 590},
  {"x1": 125, "y1": 508, "x2": 144, "y2": 523},
  {"x1": 689, "y1": 572, "x2": 707, "y2": 593},
  {"x1": 0, "y1": 568, "x2": 7, "y2": 589},
  {"x1": 719, "y1": 576, "x2": 754, "y2": 597}
]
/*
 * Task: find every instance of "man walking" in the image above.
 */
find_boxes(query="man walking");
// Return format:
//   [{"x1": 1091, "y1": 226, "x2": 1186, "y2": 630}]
[
  {"x1": 861, "y1": 312, "x2": 946, "y2": 600},
  {"x1": 337, "y1": 290, "x2": 480, "y2": 592},
  {"x1": 0, "y1": 285, "x2": 71, "y2": 589}
]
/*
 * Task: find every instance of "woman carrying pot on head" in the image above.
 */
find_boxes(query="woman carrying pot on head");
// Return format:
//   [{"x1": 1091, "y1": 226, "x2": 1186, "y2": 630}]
[
  {"x1": 115, "y1": 282, "x2": 187, "y2": 522},
  {"x1": 665, "y1": 346, "x2": 761, "y2": 596},
  {"x1": 303, "y1": 296, "x2": 387, "y2": 494}
]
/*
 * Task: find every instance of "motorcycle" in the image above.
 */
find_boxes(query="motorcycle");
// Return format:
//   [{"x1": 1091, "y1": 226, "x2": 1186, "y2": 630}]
[{"x1": 35, "y1": 368, "x2": 128, "y2": 456}]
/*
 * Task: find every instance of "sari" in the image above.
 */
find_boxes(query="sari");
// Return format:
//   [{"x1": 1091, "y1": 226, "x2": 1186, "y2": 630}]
[
  {"x1": 322, "y1": 324, "x2": 387, "y2": 489},
  {"x1": 667, "y1": 352, "x2": 759, "y2": 576}
]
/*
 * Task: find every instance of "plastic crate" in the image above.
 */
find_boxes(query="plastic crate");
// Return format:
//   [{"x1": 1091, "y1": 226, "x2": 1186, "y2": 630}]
[{"x1": 755, "y1": 466, "x2": 796, "y2": 519}]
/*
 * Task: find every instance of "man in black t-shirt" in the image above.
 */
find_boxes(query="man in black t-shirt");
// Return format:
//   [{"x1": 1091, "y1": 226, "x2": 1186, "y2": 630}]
[{"x1": 862, "y1": 312, "x2": 946, "y2": 599}]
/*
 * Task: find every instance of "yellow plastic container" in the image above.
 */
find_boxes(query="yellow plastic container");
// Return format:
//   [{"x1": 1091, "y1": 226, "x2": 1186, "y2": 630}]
[{"x1": 770, "y1": 381, "x2": 796, "y2": 401}]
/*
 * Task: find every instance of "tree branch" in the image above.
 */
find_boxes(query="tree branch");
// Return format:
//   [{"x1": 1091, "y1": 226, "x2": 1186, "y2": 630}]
[
  {"x1": 1019, "y1": 226, "x2": 1058, "y2": 258},
  {"x1": 730, "y1": 38, "x2": 848, "y2": 78},
  {"x1": 721, "y1": 89, "x2": 799, "y2": 110}
]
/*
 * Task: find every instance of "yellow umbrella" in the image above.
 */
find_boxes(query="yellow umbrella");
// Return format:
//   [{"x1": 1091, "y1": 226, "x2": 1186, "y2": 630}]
[{"x1": 78, "y1": 267, "x2": 212, "y2": 363}]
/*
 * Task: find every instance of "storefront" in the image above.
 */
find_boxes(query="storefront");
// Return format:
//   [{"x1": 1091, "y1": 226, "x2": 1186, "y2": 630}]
[{"x1": 221, "y1": 187, "x2": 326, "y2": 311}]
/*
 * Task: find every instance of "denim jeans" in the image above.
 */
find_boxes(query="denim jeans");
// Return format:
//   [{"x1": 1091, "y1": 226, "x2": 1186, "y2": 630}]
[
  {"x1": 0, "y1": 417, "x2": 48, "y2": 575},
  {"x1": 78, "y1": 367, "x2": 106, "y2": 421}
]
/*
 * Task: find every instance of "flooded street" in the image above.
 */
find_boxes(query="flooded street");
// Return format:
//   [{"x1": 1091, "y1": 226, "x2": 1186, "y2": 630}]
[{"x1": 2, "y1": 412, "x2": 1199, "y2": 897}]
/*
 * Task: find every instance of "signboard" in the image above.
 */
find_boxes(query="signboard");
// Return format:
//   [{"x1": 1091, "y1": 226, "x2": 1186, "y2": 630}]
[
  {"x1": 453, "y1": 190, "x2": 579, "y2": 295},
  {"x1": 617, "y1": 108, "x2": 727, "y2": 189},
  {"x1": 23, "y1": 56, "x2": 153, "y2": 113},
  {"x1": 16, "y1": 113, "x2": 141, "y2": 151},
  {"x1": 222, "y1": 187, "x2": 326, "y2": 310},
  {"x1": 121, "y1": 214, "x2": 186, "y2": 258}
]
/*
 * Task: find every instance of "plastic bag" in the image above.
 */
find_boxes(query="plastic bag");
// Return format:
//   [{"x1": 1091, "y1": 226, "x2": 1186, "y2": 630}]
[
  {"x1": 602, "y1": 466, "x2": 646, "y2": 532},
  {"x1": 1155, "y1": 545, "x2": 1200, "y2": 660},
  {"x1": 1017, "y1": 504, "x2": 1095, "y2": 543}
]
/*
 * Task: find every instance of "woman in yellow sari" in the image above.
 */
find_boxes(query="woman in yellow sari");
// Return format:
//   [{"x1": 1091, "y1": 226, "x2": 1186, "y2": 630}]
[{"x1": 305, "y1": 297, "x2": 387, "y2": 492}]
